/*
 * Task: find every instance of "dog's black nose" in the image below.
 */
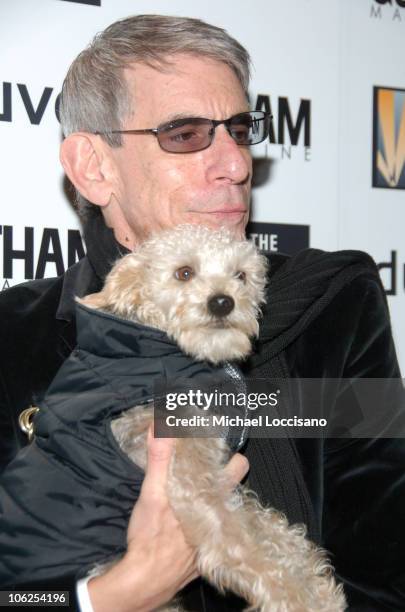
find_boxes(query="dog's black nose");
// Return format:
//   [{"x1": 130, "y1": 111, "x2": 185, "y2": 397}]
[{"x1": 208, "y1": 294, "x2": 235, "y2": 317}]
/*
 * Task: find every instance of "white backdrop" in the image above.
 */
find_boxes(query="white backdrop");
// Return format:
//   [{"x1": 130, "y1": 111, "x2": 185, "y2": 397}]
[{"x1": 1, "y1": 0, "x2": 404, "y2": 368}]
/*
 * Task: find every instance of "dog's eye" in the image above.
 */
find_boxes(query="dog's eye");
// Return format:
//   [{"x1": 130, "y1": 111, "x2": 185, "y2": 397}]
[
  {"x1": 235, "y1": 271, "x2": 246, "y2": 282},
  {"x1": 174, "y1": 266, "x2": 194, "y2": 281}
]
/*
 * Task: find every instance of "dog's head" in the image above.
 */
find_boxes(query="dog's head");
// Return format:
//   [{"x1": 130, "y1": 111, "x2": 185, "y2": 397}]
[{"x1": 79, "y1": 225, "x2": 268, "y2": 364}]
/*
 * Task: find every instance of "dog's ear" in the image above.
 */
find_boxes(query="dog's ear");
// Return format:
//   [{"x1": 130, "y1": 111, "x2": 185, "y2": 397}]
[
  {"x1": 76, "y1": 292, "x2": 111, "y2": 310},
  {"x1": 76, "y1": 254, "x2": 144, "y2": 320}
]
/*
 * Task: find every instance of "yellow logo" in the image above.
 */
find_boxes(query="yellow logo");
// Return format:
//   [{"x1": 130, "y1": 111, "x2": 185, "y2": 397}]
[{"x1": 373, "y1": 87, "x2": 405, "y2": 189}]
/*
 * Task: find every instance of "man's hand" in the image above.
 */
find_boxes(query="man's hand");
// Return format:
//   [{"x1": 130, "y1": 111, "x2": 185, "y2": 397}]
[{"x1": 88, "y1": 428, "x2": 249, "y2": 612}]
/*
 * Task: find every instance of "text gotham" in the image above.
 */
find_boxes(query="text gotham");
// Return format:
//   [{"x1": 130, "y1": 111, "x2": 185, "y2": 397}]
[{"x1": 0, "y1": 226, "x2": 84, "y2": 289}]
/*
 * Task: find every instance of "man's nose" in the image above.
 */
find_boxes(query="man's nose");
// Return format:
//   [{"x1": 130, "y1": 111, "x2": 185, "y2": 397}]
[{"x1": 205, "y1": 126, "x2": 251, "y2": 185}]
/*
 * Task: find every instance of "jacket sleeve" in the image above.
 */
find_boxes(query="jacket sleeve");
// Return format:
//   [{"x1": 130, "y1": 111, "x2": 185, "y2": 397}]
[
  {"x1": 0, "y1": 367, "x2": 23, "y2": 474},
  {"x1": 0, "y1": 281, "x2": 83, "y2": 609},
  {"x1": 323, "y1": 273, "x2": 405, "y2": 611},
  {"x1": 0, "y1": 278, "x2": 75, "y2": 475}
]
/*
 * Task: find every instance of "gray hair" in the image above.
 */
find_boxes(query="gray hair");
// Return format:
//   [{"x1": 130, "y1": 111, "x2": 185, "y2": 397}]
[{"x1": 59, "y1": 14, "x2": 252, "y2": 216}]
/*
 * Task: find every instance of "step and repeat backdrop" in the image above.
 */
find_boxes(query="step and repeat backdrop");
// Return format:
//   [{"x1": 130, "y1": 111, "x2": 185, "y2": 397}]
[{"x1": 1, "y1": 0, "x2": 404, "y2": 367}]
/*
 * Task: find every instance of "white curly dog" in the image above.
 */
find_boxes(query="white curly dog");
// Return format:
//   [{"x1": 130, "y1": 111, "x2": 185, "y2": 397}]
[{"x1": 80, "y1": 224, "x2": 346, "y2": 612}]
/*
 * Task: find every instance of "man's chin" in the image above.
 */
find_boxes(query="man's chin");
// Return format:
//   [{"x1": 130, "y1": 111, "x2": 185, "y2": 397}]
[{"x1": 185, "y1": 211, "x2": 248, "y2": 237}]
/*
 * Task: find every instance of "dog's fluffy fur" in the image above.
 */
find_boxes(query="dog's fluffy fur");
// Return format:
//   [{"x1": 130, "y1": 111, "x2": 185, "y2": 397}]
[{"x1": 79, "y1": 225, "x2": 346, "y2": 611}]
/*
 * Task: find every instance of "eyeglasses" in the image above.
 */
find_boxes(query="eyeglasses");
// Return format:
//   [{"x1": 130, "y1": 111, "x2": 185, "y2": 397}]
[{"x1": 94, "y1": 111, "x2": 272, "y2": 154}]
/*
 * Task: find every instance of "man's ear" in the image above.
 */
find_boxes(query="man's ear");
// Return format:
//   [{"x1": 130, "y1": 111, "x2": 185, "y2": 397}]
[{"x1": 59, "y1": 133, "x2": 116, "y2": 208}]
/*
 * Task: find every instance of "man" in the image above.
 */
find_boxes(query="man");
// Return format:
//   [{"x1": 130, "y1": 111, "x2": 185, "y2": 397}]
[{"x1": 0, "y1": 14, "x2": 404, "y2": 612}]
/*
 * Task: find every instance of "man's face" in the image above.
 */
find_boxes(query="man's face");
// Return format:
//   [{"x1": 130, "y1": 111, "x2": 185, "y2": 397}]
[{"x1": 108, "y1": 54, "x2": 252, "y2": 247}]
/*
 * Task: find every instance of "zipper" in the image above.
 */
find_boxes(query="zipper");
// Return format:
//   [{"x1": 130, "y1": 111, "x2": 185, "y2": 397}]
[{"x1": 221, "y1": 362, "x2": 250, "y2": 452}]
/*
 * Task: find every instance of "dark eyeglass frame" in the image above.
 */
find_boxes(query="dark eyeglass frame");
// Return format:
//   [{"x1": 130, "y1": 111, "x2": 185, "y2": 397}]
[{"x1": 93, "y1": 111, "x2": 272, "y2": 153}]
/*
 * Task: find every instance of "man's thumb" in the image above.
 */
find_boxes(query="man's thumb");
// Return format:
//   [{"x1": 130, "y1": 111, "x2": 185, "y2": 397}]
[{"x1": 144, "y1": 425, "x2": 175, "y2": 491}]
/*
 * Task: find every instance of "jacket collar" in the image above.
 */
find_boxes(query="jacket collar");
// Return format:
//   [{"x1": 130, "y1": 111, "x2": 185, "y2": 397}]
[
  {"x1": 56, "y1": 211, "x2": 130, "y2": 323},
  {"x1": 56, "y1": 257, "x2": 100, "y2": 323}
]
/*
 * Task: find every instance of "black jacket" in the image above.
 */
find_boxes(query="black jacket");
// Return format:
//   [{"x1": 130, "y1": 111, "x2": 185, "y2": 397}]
[
  {"x1": 1, "y1": 224, "x2": 404, "y2": 611},
  {"x1": 0, "y1": 302, "x2": 247, "y2": 586}
]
